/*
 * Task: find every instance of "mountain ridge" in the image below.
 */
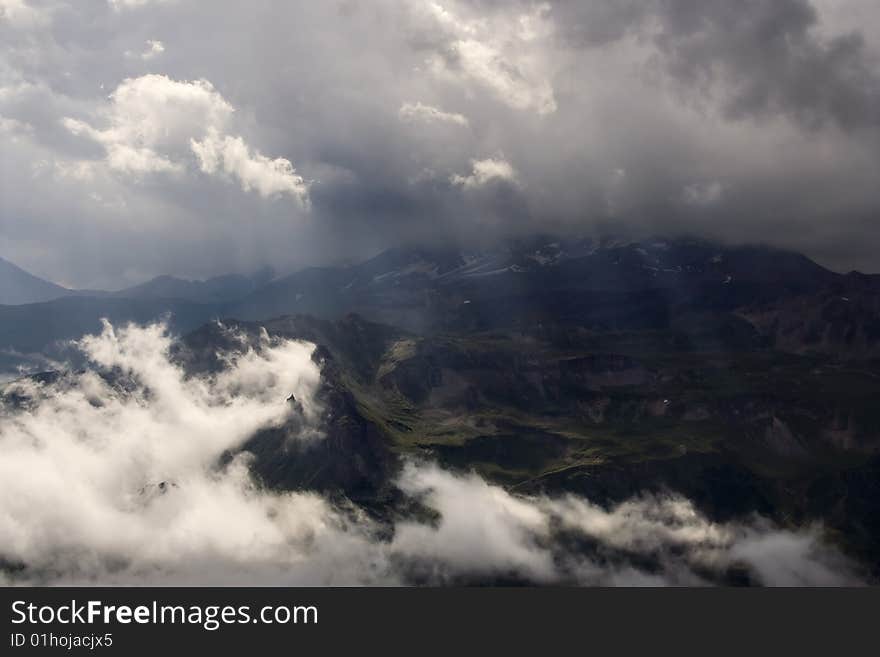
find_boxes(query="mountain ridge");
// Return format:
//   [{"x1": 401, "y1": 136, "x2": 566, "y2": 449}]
[
  {"x1": 4, "y1": 241, "x2": 880, "y2": 577},
  {"x1": 1, "y1": 236, "x2": 878, "y2": 375},
  {"x1": 0, "y1": 256, "x2": 71, "y2": 305}
]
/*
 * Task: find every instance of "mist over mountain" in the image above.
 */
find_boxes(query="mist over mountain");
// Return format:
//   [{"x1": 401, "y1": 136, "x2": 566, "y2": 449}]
[
  {"x1": 229, "y1": 236, "x2": 842, "y2": 333},
  {"x1": 0, "y1": 318, "x2": 866, "y2": 586},
  {"x1": 2, "y1": 236, "x2": 878, "y2": 376},
  {"x1": 2, "y1": 0, "x2": 880, "y2": 589},
  {"x1": 2, "y1": 234, "x2": 880, "y2": 585}
]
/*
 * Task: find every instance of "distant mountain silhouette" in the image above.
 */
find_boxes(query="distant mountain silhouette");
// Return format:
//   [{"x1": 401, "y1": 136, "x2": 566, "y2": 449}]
[
  {"x1": 0, "y1": 256, "x2": 72, "y2": 305},
  {"x1": 228, "y1": 237, "x2": 841, "y2": 334},
  {"x1": 113, "y1": 267, "x2": 275, "y2": 304},
  {"x1": 1, "y1": 236, "x2": 877, "y2": 375}
]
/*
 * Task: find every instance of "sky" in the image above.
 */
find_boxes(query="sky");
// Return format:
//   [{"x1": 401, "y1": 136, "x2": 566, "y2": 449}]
[{"x1": 0, "y1": 0, "x2": 878, "y2": 288}]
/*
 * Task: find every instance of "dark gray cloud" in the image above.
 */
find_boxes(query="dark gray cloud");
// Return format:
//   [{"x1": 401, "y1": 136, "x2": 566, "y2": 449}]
[
  {"x1": 1, "y1": 0, "x2": 878, "y2": 288},
  {"x1": 652, "y1": 0, "x2": 880, "y2": 131},
  {"x1": 539, "y1": 0, "x2": 880, "y2": 131}
]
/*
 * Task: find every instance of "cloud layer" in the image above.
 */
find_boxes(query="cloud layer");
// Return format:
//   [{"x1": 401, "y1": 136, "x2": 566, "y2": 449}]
[
  {"x1": 0, "y1": 321, "x2": 860, "y2": 586},
  {"x1": 1, "y1": 0, "x2": 879, "y2": 286}
]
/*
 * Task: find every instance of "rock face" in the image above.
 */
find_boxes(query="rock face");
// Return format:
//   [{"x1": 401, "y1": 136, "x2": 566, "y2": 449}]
[
  {"x1": 242, "y1": 352, "x2": 396, "y2": 503},
  {"x1": 158, "y1": 303, "x2": 880, "y2": 579},
  {"x1": 173, "y1": 314, "x2": 401, "y2": 502},
  {"x1": 740, "y1": 272, "x2": 880, "y2": 358}
]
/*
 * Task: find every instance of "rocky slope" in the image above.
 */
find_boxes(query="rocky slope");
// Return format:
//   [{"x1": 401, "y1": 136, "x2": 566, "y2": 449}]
[{"x1": 164, "y1": 313, "x2": 880, "y2": 575}]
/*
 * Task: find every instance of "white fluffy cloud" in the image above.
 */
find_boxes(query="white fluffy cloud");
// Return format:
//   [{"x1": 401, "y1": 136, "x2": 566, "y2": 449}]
[
  {"x1": 399, "y1": 101, "x2": 469, "y2": 127},
  {"x1": 419, "y1": 1, "x2": 557, "y2": 115},
  {"x1": 62, "y1": 74, "x2": 309, "y2": 203},
  {"x1": 393, "y1": 463, "x2": 858, "y2": 586},
  {"x1": 0, "y1": 321, "x2": 334, "y2": 584},
  {"x1": 62, "y1": 75, "x2": 231, "y2": 176},
  {"x1": 451, "y1": 157, "x2": 517, "y2": 188},
  {"x1": 191, "y1": 128, "x2": 310, "y2": 205},
  {"x1": 392, "y1": 463, "x2": 558, "y2": 581},
  {"x1": 0, "y1": 321, "x2": 860, "y2": 586}
]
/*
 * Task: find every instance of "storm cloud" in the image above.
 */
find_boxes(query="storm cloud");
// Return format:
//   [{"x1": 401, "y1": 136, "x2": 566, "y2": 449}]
[{"x1": 1, "y1": 0, "x2": 879, "y2": 288}]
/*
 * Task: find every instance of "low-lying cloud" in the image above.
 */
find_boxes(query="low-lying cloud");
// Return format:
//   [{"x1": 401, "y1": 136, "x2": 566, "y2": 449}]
[
  {"x1": 393, "y1": 463, "x2": 858, "y2": 586},
  {"x1": 0, "y1": 321, "x2": 862, "y2": 586}
]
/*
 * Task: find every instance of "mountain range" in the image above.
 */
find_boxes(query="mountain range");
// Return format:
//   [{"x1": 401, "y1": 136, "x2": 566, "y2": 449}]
[
  {"x1": 2, "y1": 235, "x2": 880, "y2": 579},
  {"x1": 1, "y1": 236, "x2": 878, "y2": 370}
]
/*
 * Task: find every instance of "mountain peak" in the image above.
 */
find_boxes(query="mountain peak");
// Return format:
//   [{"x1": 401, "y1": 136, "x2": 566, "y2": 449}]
[{"x1": 0, "y1": 256, "x2": 71, "y2": 305}]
